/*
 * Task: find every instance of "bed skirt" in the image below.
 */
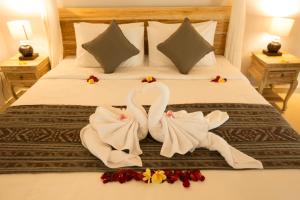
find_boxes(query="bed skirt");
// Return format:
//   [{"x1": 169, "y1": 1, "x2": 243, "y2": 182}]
[{"x1": 0, "y1": 103, "x2": 299, "y2": 173}]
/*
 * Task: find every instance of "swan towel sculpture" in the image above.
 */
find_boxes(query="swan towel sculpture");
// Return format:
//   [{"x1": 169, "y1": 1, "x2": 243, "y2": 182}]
[
  {"x1": 80, "y1": 82, "x2": 263, "y2": 169},
  {"x1": 80, "y1": 87, "x2": 148, "y2": 168},
  {"x1": 146, "y1": 82, "x2": 263, "y2": 169}
]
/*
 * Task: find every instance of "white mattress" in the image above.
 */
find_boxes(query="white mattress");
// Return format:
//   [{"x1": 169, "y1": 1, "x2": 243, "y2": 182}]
[{"x1": 2, "y1": 56, "x2": 299, "y2": 200}]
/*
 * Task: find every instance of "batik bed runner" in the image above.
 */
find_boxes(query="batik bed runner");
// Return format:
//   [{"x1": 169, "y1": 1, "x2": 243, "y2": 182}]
[{"x1": 0, "y1": 104, "x2": 299, "y2": 173}]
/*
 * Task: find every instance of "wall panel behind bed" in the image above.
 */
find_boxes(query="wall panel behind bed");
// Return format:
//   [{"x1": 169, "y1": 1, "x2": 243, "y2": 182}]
[{"x1": 59, "y1": 6, "x2": 231, "y2": 58}]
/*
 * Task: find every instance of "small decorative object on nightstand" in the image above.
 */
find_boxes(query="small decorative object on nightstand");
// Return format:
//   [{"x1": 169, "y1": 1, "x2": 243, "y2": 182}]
[
  {"x1": 248, "y1": 52, "x2": 300, "y2": 112},
  {"x1": 0, "y1": 54, "x2": 50, "y2": 99},
  {"x1": 7, "y1": 20, "x2": 39, "y2": 60},
  {"x1": 263, "y1": 17, "x2": 294, "y2": 56}
]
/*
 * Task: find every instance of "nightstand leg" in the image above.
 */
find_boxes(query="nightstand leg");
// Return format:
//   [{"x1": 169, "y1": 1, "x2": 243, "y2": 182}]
[
  {"x1": 282, "y1": 80, "x2": 298, "y2": 112},
  {"x1": 10, "y1": 85, "x2": 18, "y2": 99},
  {"x1": 258, "y1": 81, "x2": 266, "y2": 94}
]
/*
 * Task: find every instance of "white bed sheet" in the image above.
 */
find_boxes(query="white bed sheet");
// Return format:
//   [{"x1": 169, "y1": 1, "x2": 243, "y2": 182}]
[
  {"x1": 42, "y1": 56, "x2": 248, "y2": 81},
  {"x1": 13, "y1": 56, "x2": 267, "y2": 106},
  {"x1": 1, "y1": 56, "x2": 299, "y2": 200}
]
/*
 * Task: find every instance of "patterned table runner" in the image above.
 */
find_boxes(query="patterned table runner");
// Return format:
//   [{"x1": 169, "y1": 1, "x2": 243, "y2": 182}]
[{"x1": 0, "y1": 103, "x2": 299, "y2": 173}]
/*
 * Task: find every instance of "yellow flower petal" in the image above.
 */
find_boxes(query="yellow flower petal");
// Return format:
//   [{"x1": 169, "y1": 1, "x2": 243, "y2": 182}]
[
  {"x1": 143, "y1": 168, "x2": 152, "y2": 183},
  {"x1": 146, "y1": 76, "x2": 153, "y2": 82},
  {"x1": 143, "y1": 168, "x2": 151, "y2": 176},
  {"x1": 88, "y1": 79, "x2": 95, "y2": 84},
  {"x1": 151, "y1": 174, "x2": 161, "y2": 184},
  {"x1": 151, "y1": 170, "x2": 166, "y2": 184}
]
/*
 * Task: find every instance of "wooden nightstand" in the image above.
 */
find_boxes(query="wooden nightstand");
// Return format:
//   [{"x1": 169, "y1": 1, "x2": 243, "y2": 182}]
[
  {"x1": 248, "y1": 52, "x2": 300, "y2": 112},
  {"x1": 0, "y1": 54, "x2": 50, "y2": 99}
]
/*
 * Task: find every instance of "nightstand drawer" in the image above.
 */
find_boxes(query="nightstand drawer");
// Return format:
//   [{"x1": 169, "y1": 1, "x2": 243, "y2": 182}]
[
  {"x1": 5, "y1": 73, "x2": 36, "y2": 81},
  {"x1": 268, "y1": 71, "x2": 296, "y2": 78},
  {"x1": 10, "y1": 80, "x2": 36, "y2": 87},
  {"x1": 267, "y1": 71, "x2": 297, "y2": 83}
]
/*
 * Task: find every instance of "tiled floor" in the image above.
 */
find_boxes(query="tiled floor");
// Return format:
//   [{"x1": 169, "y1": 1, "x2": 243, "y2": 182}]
[{"x1": 1, "y1": 90, "x2": 300, "y2": 133}]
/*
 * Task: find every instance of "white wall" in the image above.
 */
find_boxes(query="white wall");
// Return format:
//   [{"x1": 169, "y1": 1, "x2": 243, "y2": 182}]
[
  {"x1": 0, "y1": 30, "x2": 8, "y2": 61},
  {"x1": 286, "y1": 18, "x2": 300, "y2": 56}
]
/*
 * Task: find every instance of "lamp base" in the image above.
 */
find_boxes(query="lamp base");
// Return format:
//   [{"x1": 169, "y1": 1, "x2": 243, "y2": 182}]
[
  {"x1": 19, "y1": 53, "x2": 39, "y2": 60},
  {"x1": 262, "y1": 50, "x2": 282, "y2": 57}
]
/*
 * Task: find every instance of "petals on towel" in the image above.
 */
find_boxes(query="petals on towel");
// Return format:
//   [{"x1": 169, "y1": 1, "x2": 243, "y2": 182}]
[{"x1": 147, "y1": 82, "x2": 263, "y2": 169}]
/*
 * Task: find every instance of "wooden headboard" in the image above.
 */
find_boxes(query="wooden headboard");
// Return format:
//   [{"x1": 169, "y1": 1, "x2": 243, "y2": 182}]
[{"x1": 59, "y1": 7, "x2": 231, "y2": 58}]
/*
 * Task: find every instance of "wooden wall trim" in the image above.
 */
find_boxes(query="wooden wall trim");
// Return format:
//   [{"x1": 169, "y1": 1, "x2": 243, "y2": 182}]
[{"x1": 59, "y1": 7, "x2": 231, "y2": 57}]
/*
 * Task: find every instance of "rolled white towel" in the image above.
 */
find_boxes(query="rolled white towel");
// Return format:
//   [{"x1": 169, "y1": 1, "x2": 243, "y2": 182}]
[
  {"x1": 146, "y1": 82, "x2": 263, "y2": 169},
  {"x1": 80, "y1": 86, "x2": 148, "y2": 168}
]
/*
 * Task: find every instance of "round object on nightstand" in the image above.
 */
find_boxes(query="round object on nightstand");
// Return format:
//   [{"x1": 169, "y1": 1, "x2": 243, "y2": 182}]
[
  {"x1": 267, "y1": 41, "x2": 281, "y2": 53},
  {"x1": 19, "y1": 45, "x2": 33, "y2": 57}
]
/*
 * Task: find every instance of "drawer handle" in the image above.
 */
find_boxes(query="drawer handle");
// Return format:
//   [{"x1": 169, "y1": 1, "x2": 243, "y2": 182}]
[
  {"x1": 19, "y1": 75, "x2": 24, "y2": 80},
  {"x1": 280, "y1": 73, "x2": 284, "y2": 77}
]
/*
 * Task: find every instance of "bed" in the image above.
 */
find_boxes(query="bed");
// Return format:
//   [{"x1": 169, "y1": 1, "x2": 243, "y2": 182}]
[{"x1": 0, "y1": 6, "x2": 300, "y2": 200}]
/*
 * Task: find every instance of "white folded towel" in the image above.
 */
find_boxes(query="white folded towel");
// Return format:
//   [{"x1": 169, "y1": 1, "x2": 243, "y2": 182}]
[
  {"x1": 146, "y1": 82, "x2": 263, "y2": 169},
  {"x1": 80, "y1": 86, "x2": 148, "y2": 168},
  {"x1": 81, "y1": 125, "x2": 142, "y2": 168}
]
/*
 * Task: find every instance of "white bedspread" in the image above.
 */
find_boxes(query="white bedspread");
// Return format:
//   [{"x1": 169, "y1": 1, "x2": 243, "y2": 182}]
[{"x1": 1, "y1": 56, "x2": 299, "y2": 200}]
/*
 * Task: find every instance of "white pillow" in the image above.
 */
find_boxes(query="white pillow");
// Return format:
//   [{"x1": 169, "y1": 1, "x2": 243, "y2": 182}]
[
  {"x1": 74, "y1": 22, "x2": 145, "y2": 67},
  {"x1": 147, "y1": 21, "x2": 217, "y2": 67}
]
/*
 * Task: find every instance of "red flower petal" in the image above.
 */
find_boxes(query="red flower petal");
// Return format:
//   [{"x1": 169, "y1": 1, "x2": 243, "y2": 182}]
[
  {"x1": 182, "y1": 179, "x2": 190, "y2": 188},
  {"x1": 134, "y1": 173, "x2": 143, "y2": 181},
  {"x1": 190, "y1": 174, "x2": 198, "y2": 181},
  {"x1": 170, "y1": 175, "x2": 178, "y2": 183},
  {"x1": 102, "y1": 179, "x2": 110, "y2": 184},
  {"x1": 93, "y1": 77, "x2": 99, "y2": 82},
  {"x1": 200, "y1": 175, "x2": 205, "y2": 182}
]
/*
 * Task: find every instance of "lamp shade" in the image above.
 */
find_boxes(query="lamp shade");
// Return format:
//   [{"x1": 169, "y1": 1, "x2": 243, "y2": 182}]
[
  {"x1": 7, "y1": 20, "x2": 32, "y2": 41},
  {"x1": 269, "y1": 17, "x2": 295, "y2": 37}
]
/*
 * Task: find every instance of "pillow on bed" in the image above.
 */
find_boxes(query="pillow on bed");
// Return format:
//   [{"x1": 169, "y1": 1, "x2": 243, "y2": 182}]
[
  {"x1": 157, "y1": 18, "x2": 214, "y2": 74},
  {"x1": 74, "y1": 22, "x2": 144, "y2": 68},
  {"x1": 148, "y1": 20, "x2": 217, "y2": 67},
  {"x1": 82, "y1": 21, "x2": 140, "y2": 74}
]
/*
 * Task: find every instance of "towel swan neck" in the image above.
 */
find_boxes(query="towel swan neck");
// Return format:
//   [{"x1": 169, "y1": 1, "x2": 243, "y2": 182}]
[
  {"x1": 126, "y1": 87, "x2": 148, "y2": 138},
  {"x1": 141, "y1": 82, "x2": 170, "y2": 142}
]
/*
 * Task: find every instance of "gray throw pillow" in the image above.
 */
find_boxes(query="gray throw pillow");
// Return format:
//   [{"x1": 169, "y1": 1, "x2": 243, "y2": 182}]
[
  {"x1": 82, "y1": 21, "x2": 139, "y2": 73},
  {"x1": 157, "y1": 18, "x2": 214, "y2": 74}
]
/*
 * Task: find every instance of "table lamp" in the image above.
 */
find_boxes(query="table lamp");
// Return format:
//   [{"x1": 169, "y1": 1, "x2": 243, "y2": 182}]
[
  {"x1": 7, "y1": 20, "x2": 39, "y2": 60},
  {"x1": 263, "y1": 17, "x2": 294, "y2": 56}
]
